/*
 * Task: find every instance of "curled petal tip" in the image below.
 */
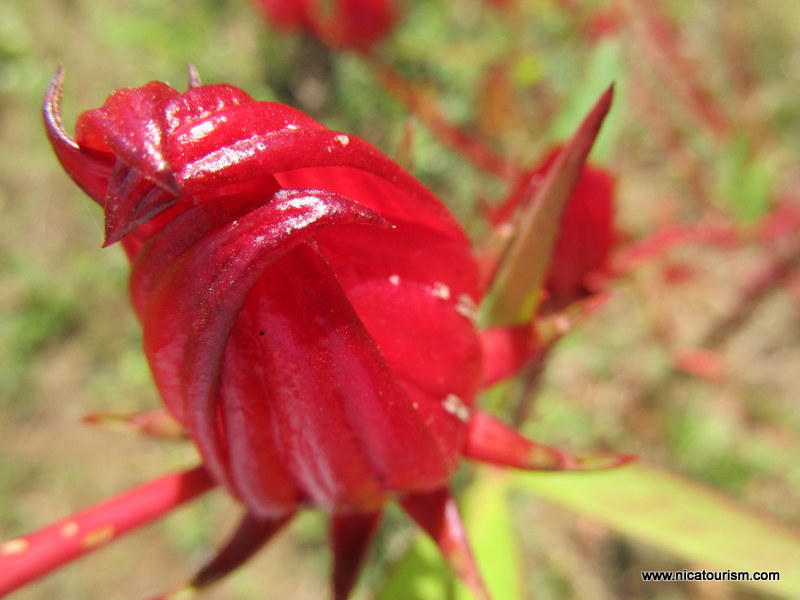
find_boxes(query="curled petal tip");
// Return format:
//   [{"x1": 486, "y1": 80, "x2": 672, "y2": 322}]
[
  {"x1": 44, "y1": 67, "x2": 118, "y2": 206},
  {"x1": 43, "y1": 67, "x2": 78, "y2": 151}
]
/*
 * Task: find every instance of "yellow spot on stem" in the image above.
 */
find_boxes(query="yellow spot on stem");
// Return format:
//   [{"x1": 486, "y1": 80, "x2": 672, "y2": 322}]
[
  {"x1": 61, "y1": 521, "x2": 79, "y2": 538},
  {"x1": 1, "y1": 538, "x2": 30, "y2": 556},
  {"x1": 82, "y1": 525, "x2": 115, "y2": 549}
]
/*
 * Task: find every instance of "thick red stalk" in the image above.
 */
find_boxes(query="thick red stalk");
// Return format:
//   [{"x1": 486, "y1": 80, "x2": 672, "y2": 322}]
[{"x1": 0, "y1": 465, "x2": 216, "y2": 596}]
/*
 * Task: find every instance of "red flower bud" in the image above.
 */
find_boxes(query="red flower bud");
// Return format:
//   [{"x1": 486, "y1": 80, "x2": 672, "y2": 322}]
[
  {"x1": 491, "y1": 148, "x2": 616, "y2": 312},
  {"x1": 252, "y1": 0, "x2": 397, "y2": 51},
  {"x1": 46, "y1": 68, "x2": 483, "y2": 514},
  {"x1": 42, "y1": 71, "x2": 631, "y2": 599}
]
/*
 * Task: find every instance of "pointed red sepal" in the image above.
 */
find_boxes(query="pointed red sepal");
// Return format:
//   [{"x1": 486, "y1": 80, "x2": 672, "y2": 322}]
[
  {"x1": 82, "y1": 409, "x2": 188, "y2": 440},
  {"x1": 481, "y1": 293, "x2": 611, "y2": 387},
  {"x1": 401, "y1": 488, "x2": 490, "y2": 600},
  {"x1": 330, "y1": 510, "x2": 383, "y2": 600},
  {"x1": 464, "y1": 411, "x2": 636, "y2": 470},
  {"x1": 43, "y1": 68, "x2": 115, "y2": 206},
  {"x1": 101, "y1": 160, "x2": 180, "y2": 246},
  {"x1": 482, "y1": 87, "x2": 614, "y2": 327},
  {"x1": 480, "y1": 324, "x2": 540, "y2": 389},
  {"x1": 153, "y1": 512, "x2": 293, "y2": 599},
  {"x1": 0, "y1": 466, "x2": 215, "y2": 596}
]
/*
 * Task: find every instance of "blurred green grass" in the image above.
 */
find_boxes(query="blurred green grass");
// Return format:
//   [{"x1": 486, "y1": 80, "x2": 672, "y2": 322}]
[{"x1": 1, "y1": 1, "x2": 799, "y2": 599}]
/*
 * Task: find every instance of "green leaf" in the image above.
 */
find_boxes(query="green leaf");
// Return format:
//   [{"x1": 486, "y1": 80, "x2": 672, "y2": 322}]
[
  {"x1": 549, "y1": 39, "x2": 626, "y2": 163},
  {"x1": 511, "y1": 462, "x2": 800, "y2": 598},
  {"x1": 456, "y1": 472, "x2": 522, "y2": 600},
  {"x1": 377, "y1": 472, "x2": 523, "y2": 600},
  {"x1": 717, "y1": 135, "x2": 775, "y2": 223},
  {"x1": 376, "y1": 532, "x2": 452, "y2": 600}
]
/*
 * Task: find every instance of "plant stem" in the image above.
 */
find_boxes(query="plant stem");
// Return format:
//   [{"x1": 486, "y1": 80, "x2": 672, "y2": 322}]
[
  {"x1": 616, "y1": 0, "x2": 731, "y2": 142},
  {"x1": 365, "y1": 57, "x2": 514, "y2": 180},
  {"x1": 0, "y1": 465, "x2": 216, "y2": 596},
  {"x1": 702, "y1": 236, "x2": 800, "y2": 349}
]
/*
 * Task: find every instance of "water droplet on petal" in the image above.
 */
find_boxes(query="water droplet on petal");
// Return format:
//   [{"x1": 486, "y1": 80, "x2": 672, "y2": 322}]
[
  {"x1": 455, "y1": 294, "x2": 478, "y2": 322},
  {"x1": 442, "y1": 394, "x2": 470, "y2": 422},
  {"x1": 431, "y1": 281, "x2": 450, "y2": 300}
]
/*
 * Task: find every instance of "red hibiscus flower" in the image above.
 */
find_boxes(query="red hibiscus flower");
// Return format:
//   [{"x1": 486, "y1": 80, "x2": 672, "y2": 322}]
[{"x1": 0, "y1": 71, "x2": 629, "y2": 600}]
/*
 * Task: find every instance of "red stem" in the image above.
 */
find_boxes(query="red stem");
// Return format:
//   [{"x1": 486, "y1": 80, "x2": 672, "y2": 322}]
[
  {"x1": 618, "y1": 0, "x2": 731, "y2": 142},
  {"x1": 702, "y1": 236, "x2": 800, "y2": 349},
  {"x1": 0, "y1": 465, "x2": 216, "y2": 596},
  {"x1": 365, "y1": 57, "x2": 514, "y2": 180}
]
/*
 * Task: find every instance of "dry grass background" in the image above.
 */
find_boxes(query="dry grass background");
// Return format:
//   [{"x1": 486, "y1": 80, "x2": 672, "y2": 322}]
[{"x1": 1, "y1": 1, "x2": 799, "y2": 598}]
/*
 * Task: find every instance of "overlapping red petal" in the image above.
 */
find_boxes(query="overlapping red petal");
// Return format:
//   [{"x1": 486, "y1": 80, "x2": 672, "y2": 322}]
[{"x1": 45, "y1": 73, "x2": 484, "y2": 518}]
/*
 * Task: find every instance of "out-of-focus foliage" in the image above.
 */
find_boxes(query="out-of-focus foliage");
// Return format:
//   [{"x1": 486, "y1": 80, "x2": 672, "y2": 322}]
[{"x1": 1, "y1": 0, "x2": 799, "y2": 598}]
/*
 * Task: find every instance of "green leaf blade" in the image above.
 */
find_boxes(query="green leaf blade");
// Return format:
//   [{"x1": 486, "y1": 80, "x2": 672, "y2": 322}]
[
  {"x1": 456, "y1": 471, "x2": 523, "y2": 600},
  {"x1": 511, "y1": 462, "x2": 800, "y2": 597}
]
